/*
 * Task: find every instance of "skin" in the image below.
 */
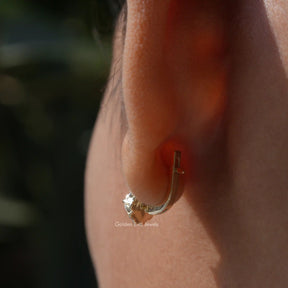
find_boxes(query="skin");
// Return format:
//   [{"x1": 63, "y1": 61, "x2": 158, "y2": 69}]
[{"x1": 85, "y1": 0, "x2": 288, "y2": 287}]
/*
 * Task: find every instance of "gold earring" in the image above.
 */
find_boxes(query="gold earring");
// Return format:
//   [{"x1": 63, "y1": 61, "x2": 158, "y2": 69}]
[{"x1": 122, "y1": 151, "x2": 185, "y2": 224}]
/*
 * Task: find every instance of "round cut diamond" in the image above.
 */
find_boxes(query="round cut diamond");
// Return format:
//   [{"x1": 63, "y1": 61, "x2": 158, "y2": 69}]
[
  {"x1": 122, "y1": 193, "x2": 153, "y2": 224},
  {"x1": 123, "y1": 193, "x2": 135, "y2": 214}
]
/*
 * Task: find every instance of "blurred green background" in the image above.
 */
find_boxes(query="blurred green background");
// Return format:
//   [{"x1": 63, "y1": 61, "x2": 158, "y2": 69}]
[{"x1": 0, "y1": 0, "x2": 122, "y2": 287}]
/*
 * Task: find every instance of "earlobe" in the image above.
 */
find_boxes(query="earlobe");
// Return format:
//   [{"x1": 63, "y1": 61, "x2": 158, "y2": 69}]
[
  {"x1": 122, "y1": 150, "x2": 185, "y2": 224},
  {"x1": 121, "y1": 0, "x2": 229, "y2": 206},
  {"x1": 122, "y1": 131, "x2": 188, "y2": 205}
]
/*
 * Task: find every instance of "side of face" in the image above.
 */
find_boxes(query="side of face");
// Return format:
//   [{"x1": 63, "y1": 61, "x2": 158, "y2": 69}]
[{"x1": 85, "y1": 1, "x2": 288, "y2": 287}]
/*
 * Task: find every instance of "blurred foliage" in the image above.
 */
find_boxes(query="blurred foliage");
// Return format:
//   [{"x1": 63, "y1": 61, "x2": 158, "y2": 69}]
[{"x1": 0, "y1": 0, "x2": 122, "y2": 287}]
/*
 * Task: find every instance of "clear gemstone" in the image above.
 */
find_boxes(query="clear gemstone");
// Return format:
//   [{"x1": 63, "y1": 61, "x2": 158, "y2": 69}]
[
  {"x1": 123, "y1": 193, "x2": 135, "y2": 213},
  {"x1": 122, "y1": 193, "x2": 153, "y2": 224}
]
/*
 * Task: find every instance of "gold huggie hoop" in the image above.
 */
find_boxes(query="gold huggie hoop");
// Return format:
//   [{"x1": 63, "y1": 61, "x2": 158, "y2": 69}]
[{"x1": 122, "y1": 151, "x2": 185, "y2": 224}]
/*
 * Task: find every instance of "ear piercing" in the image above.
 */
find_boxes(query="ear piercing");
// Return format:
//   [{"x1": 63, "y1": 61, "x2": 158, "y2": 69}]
[{"x1": 122, "y1": 151, "x2": 184, "y2": 224}]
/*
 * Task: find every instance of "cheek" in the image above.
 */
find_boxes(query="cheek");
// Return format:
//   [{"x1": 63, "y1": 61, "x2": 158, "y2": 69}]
[
  {"x1": 264, "y1": 0, "x2": 288, "y2": 74},
  {"x1": 84, "y1": 101, "x2": 127, "y2": 285}
]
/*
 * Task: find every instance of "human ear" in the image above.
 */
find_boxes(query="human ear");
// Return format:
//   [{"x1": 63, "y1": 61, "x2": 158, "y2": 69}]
[{"x1": 121, "y1": 0, "x2": 229, "y2": 205}]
